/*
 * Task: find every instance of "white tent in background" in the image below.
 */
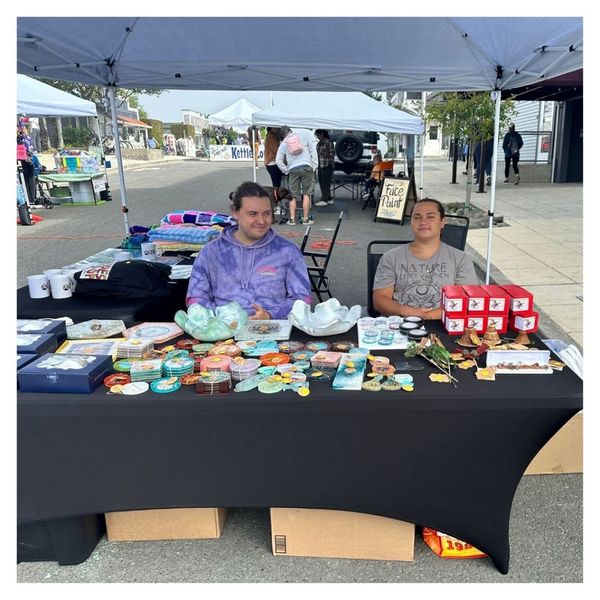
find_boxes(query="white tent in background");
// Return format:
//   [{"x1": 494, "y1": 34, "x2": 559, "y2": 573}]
[
  {"x1": 208, "y1": 97, "x2": 261, "y2": 131},
  {"x1": 17, "y1": 74, "x2": 97, "y2": 117},
  {"x1": 252, "y1": 91, "x2": 423, "y2": 134}
]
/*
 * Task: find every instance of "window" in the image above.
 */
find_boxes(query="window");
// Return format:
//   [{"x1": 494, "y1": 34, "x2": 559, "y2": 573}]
[
  {"x1": 429, "y1": 126, "x2": 438, "y2": 141},
  {"x1": 406, "y1": 92, "x2": 422, "y2": 100}
]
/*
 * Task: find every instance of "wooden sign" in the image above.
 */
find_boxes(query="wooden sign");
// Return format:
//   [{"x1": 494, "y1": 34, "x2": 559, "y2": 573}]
[{"x1": 374, "y1": 177, "x2": 417, "y2": 224}]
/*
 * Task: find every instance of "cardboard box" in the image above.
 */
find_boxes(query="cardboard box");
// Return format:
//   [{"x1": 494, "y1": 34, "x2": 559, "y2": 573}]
[
  {"x1": 502, "y1": 284, "x2": 534, "y2": 314},
  {"x1": 442, "y1": 311, "x2": 466, "y2": 335},
  {"x1": 16, "y1": 332, "x2": 58, "y2": 355},
  {"x1": 441, "y1": 286, "x2": 468, "y2": 315},
  {"x1": 17, "y1": 318, "x2": 67, "y2": 343},
  {"x1": 509, "y1": 311, "x2": 539, "y2": 333},
  {"x1": 18, "y1": 353, "x2": 113, "y2": 394},
  {"x1": 480, "y1": 285, "x2": 511, "y2": 314},
  {"x1": 270, "y1": 508, "x2": 414, "y2": 561},
  {"x1": 486, "y1": 314, "x2": 508, "y2": 334},
  {"x1": 105, "y1": 508, "x2": 227, "y2": 541},
  {"x1": 525, "y1": 412, "x2": 583, "y2": 475},
  {"x1": 465, "y1": 315, "x2": 486, "y2": 334},
  {"x1": 463, "y1": 285, "x2": 489, "y2": 315}
]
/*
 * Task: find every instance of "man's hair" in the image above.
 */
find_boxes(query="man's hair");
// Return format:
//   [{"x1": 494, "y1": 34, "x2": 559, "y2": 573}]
[
  {"x1": 413, "y1": 197, "x2": 445, "y2": 219},
  {"x1": 229, "y1": 181, "x2": 273, "y2": 211},
  {"x1": 314, "y1": 129, "x2": 330, "y2": 138}
]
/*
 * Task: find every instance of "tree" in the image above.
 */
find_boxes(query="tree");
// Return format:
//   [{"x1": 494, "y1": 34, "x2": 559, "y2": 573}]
[
  {"x1": 426, "y1": 92, "x2": 515, "y2": 209},
  {"x1": 363, "y1": 91, "x2": 383, "y2": 102}
]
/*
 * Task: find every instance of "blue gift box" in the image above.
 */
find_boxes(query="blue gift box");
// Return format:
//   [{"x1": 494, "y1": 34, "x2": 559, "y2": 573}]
[
  {"x1": 16, "y1": 333, "x2": 58, "y2": 355},
  {"x1": 17, "y1": 354, "x2": 37, "y2": 370},
  {"x1": 17, "y1": 319, "x2": 68, "y2": 344},
  {"x1": 17, "y1": 353, "x2": 114, "y2": 394}
]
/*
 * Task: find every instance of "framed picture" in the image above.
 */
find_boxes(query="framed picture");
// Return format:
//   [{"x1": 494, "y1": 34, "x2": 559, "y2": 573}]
[
  {"x1": 56, "y1": 338, "x2": 126, "y2": 359},
  {"x1": 123, "y1": 322, "x2": 183, "y2": 344}
]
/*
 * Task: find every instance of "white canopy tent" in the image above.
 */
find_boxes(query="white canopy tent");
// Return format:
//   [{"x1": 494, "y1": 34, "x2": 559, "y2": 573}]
[
  {"x1": 17, "y1": 73, "x2": 97, "y2": 117},
  {"x1": 208, "y1": 97, "x2": 261, "y2": 131},
  {"x1": 17, "y1": 17, "x2": 583, "y2": 276},
  {"x1": 252, "y1": 91, "x2": 423, "y2": 134}
]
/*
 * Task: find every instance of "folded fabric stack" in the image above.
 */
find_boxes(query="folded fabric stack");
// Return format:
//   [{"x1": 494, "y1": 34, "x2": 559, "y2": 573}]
[
  {"x1": 161, "y1": 210, "x2": 236, "y2": 227},
  {"x1": 147, "y1": 224, "x2": 223, "y2": 247}
]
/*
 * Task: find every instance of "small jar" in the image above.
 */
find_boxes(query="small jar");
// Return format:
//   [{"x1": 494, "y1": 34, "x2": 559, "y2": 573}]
[
  {"x1": 400, "y1": 322, "x2": 419, "y2": 334},
  {"x1": 403, "y1": 316, "x2": 424, "y2": 328},
  {"x1": 408, "y1": 328, "x2": 427, "y2": 341}
]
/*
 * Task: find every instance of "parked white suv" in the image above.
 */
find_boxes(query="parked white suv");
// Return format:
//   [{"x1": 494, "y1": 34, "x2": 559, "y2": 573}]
[{"x1": 329, "y1": 130, "x2": 381, "y2": 174}]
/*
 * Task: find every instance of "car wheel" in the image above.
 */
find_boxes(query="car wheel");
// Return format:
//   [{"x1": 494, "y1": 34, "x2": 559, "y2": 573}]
[{"x1": 335, "y1": 134, "x2": 363, "y2": 164}]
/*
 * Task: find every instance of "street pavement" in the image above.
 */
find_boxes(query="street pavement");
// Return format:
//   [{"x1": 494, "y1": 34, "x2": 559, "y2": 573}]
[{"x1": 15, "y1": 154, "x2": 585, "y2": 586}]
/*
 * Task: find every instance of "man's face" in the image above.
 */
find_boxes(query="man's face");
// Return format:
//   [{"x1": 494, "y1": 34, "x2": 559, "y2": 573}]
[
  {"x1": 233, "y1": 196, "x2": 273, "y2": 244},
  {"x1": 411, "y1": 201, "x2": 445, "y2": 241}
]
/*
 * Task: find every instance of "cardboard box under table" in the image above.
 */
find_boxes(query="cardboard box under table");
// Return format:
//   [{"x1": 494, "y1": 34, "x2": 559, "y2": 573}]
[
  {"x1": 525, "y1": 412, "x2": 583, "y2": 475},
  {"x1": 270, "y1": 508, "x2": 414, "y2": 561},
  {"x1": 105, "y1": 508, "x2": 227, "y2": 541}
]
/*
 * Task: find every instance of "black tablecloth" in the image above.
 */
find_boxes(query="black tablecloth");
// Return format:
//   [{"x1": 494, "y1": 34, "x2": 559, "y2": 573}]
[{"x1": 17, "y1": 324, "x2": 582, "y2": 573}]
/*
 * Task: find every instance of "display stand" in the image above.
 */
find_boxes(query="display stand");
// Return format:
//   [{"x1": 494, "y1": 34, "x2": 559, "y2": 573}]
[{"x1": 38, "y1": 173, "x2": 107, "y2": 205}]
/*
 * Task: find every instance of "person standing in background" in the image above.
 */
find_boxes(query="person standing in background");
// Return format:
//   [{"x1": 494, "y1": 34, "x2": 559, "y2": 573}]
[
  {"x1": 502, "y1": 124, "x2": 524, "y2": 185},
  {"x1": 264, "y1": 127, "x2": 283, "y2": 187},
  {"x1": 276, "y1": 126, "x2": 318, "y2": 226},
  {"x1": 314, "y1": 129, "x2": 335, "y2": 206}
]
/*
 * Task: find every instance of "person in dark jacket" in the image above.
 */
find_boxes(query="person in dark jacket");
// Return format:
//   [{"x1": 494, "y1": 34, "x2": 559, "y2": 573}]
[{"x1": 502, "y1": 124, "x2": 524, "y2": 185}]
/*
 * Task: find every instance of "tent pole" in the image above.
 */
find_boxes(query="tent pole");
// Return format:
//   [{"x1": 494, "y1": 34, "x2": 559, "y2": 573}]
[
  {"x1": 252, "y1": 128, "x2": 256, "y2": 182},
  {"x1": 485, "y1": 90, "x2": 502, "y2": 284},
  {"x1": 108, "y1": 86, "x2": 130, "y2": 235},
  {"x1": 419, "y1": 92, "x2": 427, "y2": 199}
]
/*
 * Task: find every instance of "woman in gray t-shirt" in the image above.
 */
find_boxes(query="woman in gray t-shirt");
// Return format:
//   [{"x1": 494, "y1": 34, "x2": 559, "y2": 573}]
[{"x1": 372, "y1": 199, "x2": 477, "y2": 320}]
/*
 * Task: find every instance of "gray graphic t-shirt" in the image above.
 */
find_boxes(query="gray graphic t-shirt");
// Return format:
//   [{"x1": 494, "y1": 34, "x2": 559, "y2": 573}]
[{"x1": 373, "y1": 242, "x2": 478, "y2": 309}]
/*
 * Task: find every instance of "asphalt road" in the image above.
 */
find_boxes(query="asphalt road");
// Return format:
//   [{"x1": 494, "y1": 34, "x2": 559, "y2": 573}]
[{"x1": 15, "y1": 160, "x2": 584, "y2": 586}]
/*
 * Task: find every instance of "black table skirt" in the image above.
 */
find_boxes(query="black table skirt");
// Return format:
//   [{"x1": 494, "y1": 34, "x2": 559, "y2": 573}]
[{"x1": 17, "y1": 324, "x2": 582, "y2": 573}]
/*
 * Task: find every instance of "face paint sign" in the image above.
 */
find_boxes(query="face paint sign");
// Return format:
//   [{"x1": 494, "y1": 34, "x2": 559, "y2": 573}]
[{"x1": 375, "y1": 177, "x2": 416, "y2": 224}]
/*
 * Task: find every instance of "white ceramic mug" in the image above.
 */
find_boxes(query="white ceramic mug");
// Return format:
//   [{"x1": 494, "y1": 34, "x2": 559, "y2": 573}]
[
  {"x1": 49, "y1": 274, "x2": 73, "y2": 299},
  {"x1": 27, "y1": 274, "x2": 50, "y2": 299},
  {"x1": 141, "y1": 242, "x2": 157, "y2": 261}
]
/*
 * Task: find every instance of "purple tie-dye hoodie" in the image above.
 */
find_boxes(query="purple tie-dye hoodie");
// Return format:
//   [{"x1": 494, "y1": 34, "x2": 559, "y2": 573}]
[{"x1": 186, "y1": 226, "x2": 312, "y2": 319}]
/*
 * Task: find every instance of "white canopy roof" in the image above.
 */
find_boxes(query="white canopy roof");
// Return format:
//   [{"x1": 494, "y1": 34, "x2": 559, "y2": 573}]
[
  {"x1": 208, "y1": 98, "x2": 261, "y2": 130},
  {"x1": 17, "y1": 74, "x2": 97, "y2": 117},
  {"x1": 17, "y1": 17, "x2": 582, "y2": 93},
  {"x1": 252, "y1": 91, "x2": 423, "y2": 134}
]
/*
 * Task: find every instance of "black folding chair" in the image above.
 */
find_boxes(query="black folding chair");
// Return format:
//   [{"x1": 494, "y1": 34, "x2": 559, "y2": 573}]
[
  {"x1": 366, "y1": 214, "x2": 470, "y2": 317},
  {"x1": 440, "y1": 215, "x2": 469, "y2": 251},
  {"x1": 302, "y1": 211, "x2": 344, "y2": 302}
]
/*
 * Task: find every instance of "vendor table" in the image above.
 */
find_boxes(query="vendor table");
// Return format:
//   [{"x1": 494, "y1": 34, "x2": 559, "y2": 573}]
[
  {"x1": 38, "y1": 172, "x2": 107, "y2": 204},
  {"x1": 17, "y1": 324, "x2": 582, "y2": 573}
]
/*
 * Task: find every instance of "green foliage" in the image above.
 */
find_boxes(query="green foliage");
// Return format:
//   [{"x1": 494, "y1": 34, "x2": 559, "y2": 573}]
[
  {"x1": 170, "y1": 123, "x2": 195, "y2": 139},
  {"x1": 426, "y1": 92, "x2": 516, "y2": 143},
  {"x1": 146, "y1": 119, "x2": 164, "y2": 146},
  {"x1": 62, "y1": 127, "x2": 97, "y2": 148},
  {"x1": 363, "y1": 91, "x2": 383, "y2": 102}
]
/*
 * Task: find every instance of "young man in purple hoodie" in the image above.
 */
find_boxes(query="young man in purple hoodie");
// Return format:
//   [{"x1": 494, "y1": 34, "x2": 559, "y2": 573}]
[{"x1": 186, "y1": 181, "x2": 312, "y2": 320}]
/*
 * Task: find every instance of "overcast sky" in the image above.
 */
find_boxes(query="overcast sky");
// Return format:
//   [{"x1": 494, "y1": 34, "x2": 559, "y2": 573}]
[{"x1": 137, "y1": 90, "x2": 279, "y2": 122}]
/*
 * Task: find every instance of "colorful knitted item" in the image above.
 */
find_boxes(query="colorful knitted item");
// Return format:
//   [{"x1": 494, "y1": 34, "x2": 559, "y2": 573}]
[
  {"x1": 148, "y1": 224, "x2": 223, "y2": 245},
  {"x1": 161, "y1": 210, "x2": 236, "y2": 227}
]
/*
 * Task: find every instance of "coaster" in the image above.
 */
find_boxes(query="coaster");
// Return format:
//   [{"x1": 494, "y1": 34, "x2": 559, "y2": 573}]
[
  {"x1": 113, "y1": 358, "x2": 141, "y2": 372},
  {"x1": 150, "y1": 377, "x2": 182, "y2": 393},
  {"x1": 258, "y1": 379, "x2": 284, "y2": 394},
  {"x1": 121, "y1": 382, "x2": 150, "y2": 395},
  {"x1": 104, "y1": 373, "x2": 131, "y2": 388}
]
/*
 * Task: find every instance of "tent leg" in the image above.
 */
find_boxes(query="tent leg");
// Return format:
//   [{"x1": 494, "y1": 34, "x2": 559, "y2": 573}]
[
  {"x1": 485, "y1": 90, "x2": 502, "y2": 284},
  {"x1": 108, "y1": 86, "x2": 130, "y2": 236},
  {"x1": 252, "y1": 129, "x2": 257, "y2": 182}
]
